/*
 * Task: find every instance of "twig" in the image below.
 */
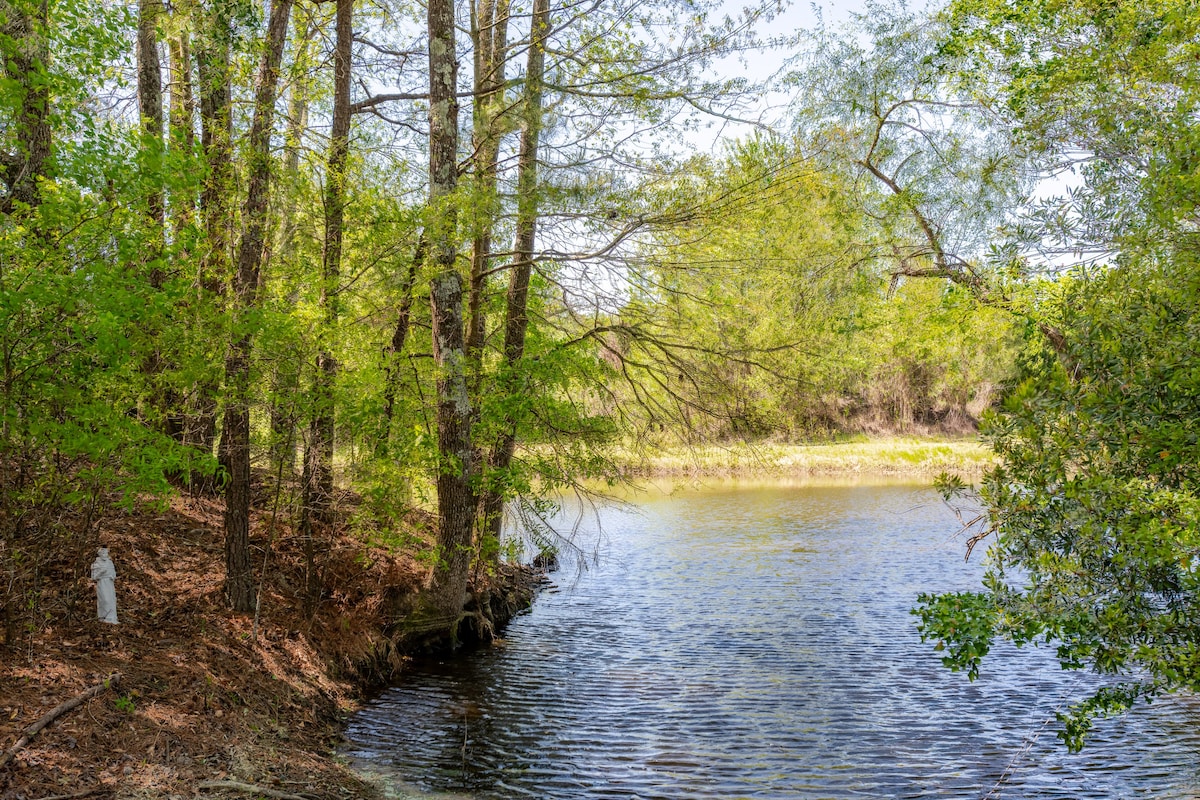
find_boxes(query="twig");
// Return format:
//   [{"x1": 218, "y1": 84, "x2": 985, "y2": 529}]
[
  {"x1": 461, "y1": 708, "x2": 468, "y2": 775},
  {"x1": 982, "y1": 676, "x2": 1084, "y2": 799},
  {"x1": 254, "y1": 427, "x2": 294, "y2": 645},
  {"x1": 32, "y1": 788, "x2": 109, "y2": 800},
  {"x1": 197, "y1": 780, "x2": 313, "y2": 800},
  {"x1": 0, "y1": 674, "x2": 121, "y2": 770}
]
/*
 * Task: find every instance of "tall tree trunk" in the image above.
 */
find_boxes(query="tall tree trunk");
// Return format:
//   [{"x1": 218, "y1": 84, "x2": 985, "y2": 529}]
[
  {"x1": 302, "y1": 0, "x2": 351, "y2": 536},
  {"x1": 137, "y1": 0, "x2": 185, "y2": 444},
  {"x1": 376, "y1": 232, "x2": 425, "y2": 459},
  {"x1": 221, "y1": 0, "x2": 294, "y2": 612},
  {"x1": 138, "y1": 0, "x2": 165, "y2": 237},
  {"x1": 277, "y1": 15, "x2": 312, "y2": 252},
  {"x1": 480, "y1": 0, "x2": 549, "y2": 545},
  {"x1": 0, "y1": 0, "x2": 51, "y2": 214},
  {"x1": 192, "y1": 0, "x2": 234, "y2": 460},
  {"x1": 429, "y1": 271, "x2": 476, "y2": 628},
  {"x1": 268, "y1": 15, "x2": 314, "y2": 475},
  {"x1": 166, "y1": 12, "x2": 197, "y2": 449},
  {"x1": 423, "y1": 0, "x2": 476, "y2": 631},
  {"x1": 465, "y1": 0, "x2": 512, "y2": 358}
]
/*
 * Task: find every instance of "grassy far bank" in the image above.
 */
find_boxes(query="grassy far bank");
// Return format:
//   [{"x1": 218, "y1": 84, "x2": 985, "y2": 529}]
[{"x1": 621, "y1": 436, "x2": 994, "y2": 478}]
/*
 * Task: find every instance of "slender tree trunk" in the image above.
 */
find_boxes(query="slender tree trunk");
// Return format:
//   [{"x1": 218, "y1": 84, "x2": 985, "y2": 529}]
[
  {"x1": 268, "y1": 15, "x2": 314, "y2": 475},
  {"x1": 376, "y1": 233, "x2": 426, "y2": 459},
  {"x1": 1, "y1": 0, "x2": 51, "y2": 214},
  {"x1": 168, "y1": 21, "x2": 195, "y2": 227},
  {"x1": 273, "y1": 15, "x2": 310, "y2": 482},
  {"x1": 277, "y1": 15, "x2": 312, "y2": 253},
  {"x1": 221, "y1": 0, "x2": 294, "y2": 612},
  {"x1": 167, "y1": 9, "x2": 198, "y2": 453},
  {"x1": 138, "y1": 0, "x2": 165, "y2": 238},
  {"x1": 465, "y1": 0, "x2": 511, "y2": 358},
  {"x1": 192, "y1": 0, "x2": 234, "y2": 461},
  {"x1": 423, "y1": 0, "x2": 476, "y2": 630},
  {"x1": 302, "y1": 0, "x2": 351, "y2": 535},
  {"x1": 136, "y1": 0, "x2": 187, "y2": 444},
  {"x1": 480, "y1": 0, "x2": 549, "y2": 545}
]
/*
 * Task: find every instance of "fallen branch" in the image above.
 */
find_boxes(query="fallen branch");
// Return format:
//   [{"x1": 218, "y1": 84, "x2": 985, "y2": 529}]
[
  {"x1": 32, "y1": 788, "x2": 110, "y2": 800},
  {"x1": 0, "y1": 674, "x2": 122, "y2": 770},
  {"x1": 197, "y1": 780, "x2": 314, "y2": 800}
]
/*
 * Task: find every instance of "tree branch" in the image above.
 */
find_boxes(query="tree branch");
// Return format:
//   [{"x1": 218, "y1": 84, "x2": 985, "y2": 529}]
[
  {"x1": 0, "y1": 674, "x2": 121, "y2": 770},
  {"x1": 197, "y1": 781, "x2": 314, "y2": 800}
]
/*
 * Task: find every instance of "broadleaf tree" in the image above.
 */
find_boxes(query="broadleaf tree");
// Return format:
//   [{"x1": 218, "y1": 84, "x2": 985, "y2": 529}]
[{"x1": 913, "y1": 0, "x2": 1200, "y2": 750}]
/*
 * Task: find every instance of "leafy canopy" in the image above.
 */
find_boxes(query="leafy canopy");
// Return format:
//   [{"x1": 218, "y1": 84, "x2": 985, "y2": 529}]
[{"x1": 915, "y1": 0, "x2": 1200, "y2": 751}]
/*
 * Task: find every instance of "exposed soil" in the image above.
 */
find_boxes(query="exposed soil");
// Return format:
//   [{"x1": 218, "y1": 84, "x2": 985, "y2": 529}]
[{"x1": 0, "y1": 479, "x2": 540, "y2": 800}]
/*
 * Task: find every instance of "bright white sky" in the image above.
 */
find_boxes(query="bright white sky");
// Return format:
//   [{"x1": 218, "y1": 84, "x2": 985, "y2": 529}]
[{"x1": 684, "y1": 0, "x2": 876, "y2": 152}]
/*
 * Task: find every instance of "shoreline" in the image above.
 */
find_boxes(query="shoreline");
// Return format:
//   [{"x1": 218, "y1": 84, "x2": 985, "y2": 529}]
[
  {"x1": 0, "y1": 487, "x2": 538, "y2": 800},
  {"x1": 0, "y1": 437, "x2": 985, "y2": 799}
]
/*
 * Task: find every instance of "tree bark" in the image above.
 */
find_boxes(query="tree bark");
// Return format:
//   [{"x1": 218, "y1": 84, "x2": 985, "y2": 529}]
[
  {"x1": 136, "y1": 0, "x2": 184, "y2": 444},
  {"x1": 268, "y1": 18, "x2": 314, "y2": 475},
  {"x1": 0, "y1": 0, "x2": 51, "y2": 213},
  {"x1": 168, "y1": 19, "x2": 195, "y2": 227},
  {"x1": 465, "y1": 0, "x2": 511, "y2": 358},
  {"x1": 221, "y1": 0, "x2": 294, "y2": 612},
  {"x1": 302, "y1": 0, "x2": 351, "y2": 533},
  {"x1": 480, "y1": 0, "x2": 549, "y2": 544},
  {"x1": 376, "y1": 232, "x2": 425, "y2": 458},
  {"x1": 138, "y1": 0, "x2": 165, "y2": 236},
  {"x1": 429, "y1": 271, "x2": 476, "y2": 626},
  {"x1": 423, "y1": 0, "x2": 476, "y2": 630},
  {"x1": 197, "y1": 0, "x2": 232, "y2": 286},
  {"x1": 192, "y1": 0, "x2": 235, "y2": 461}
]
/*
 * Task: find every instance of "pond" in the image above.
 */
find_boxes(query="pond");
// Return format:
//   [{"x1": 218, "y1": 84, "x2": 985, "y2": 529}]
[{"x1": 343, "y1": 480, "x2": 1200, "y2": 798}]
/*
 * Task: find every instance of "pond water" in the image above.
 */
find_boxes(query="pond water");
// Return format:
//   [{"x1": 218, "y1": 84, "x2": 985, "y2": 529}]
[{"x1": 343, "y1": 481, "x2": 1200, "y2": 798}]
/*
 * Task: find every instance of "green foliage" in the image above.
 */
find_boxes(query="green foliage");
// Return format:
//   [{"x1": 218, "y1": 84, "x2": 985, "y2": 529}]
[
  {"x1": 0, "y1": 173, "x2": 211, "y2": 496},
  {"x1": 908, "y1": 0, "x2": 1200, "y2": 752},
  {"x1": 913, "y1": 591, "x2": 998, "y2": 681},
  {"x1": 942, "y1": 0, "x2": 1200, "y2": 251},
  {"x1": 631, "y1": 139, "x2": 1020, "y2": 441},
  {"x1": 918, "y1": 260, "x2": 1200, "y2": 749},
  {"x1": 472, "y1": 284, "x2": 627, "y2": 494},
  {"x1": 790, "y1": 2, "x2": 1029, "y2": 284}
]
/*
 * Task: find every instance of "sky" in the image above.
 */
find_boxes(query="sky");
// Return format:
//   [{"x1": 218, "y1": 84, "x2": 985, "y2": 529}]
[{"x1": 685, "y1": 0, "x2": 878, "y2": 152}]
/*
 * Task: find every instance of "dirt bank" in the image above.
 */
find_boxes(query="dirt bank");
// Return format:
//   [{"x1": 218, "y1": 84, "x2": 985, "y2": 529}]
[{"x1": 0, "y1": 482, "x2": 540, "y2": 800}]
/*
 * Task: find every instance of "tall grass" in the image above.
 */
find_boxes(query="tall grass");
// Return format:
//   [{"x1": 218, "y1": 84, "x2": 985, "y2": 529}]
[{"x1": 620, "y1": 437, "x2": 993, "y2": 477}]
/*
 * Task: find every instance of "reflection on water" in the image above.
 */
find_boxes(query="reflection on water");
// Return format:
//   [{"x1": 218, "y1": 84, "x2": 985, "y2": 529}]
[{"x1": 344, "y1": 483, "x2": 1200, "y2": 798}]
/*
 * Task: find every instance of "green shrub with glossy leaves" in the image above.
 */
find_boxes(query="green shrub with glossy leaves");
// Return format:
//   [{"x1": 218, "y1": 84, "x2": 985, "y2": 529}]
[{"x1": 916, "y1": 258, "x2": 1200, "y2": 750}]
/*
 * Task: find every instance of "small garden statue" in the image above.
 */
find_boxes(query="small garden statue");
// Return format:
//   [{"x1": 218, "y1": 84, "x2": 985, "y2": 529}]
[{"x1": 91, "y1": 547, "x2": 118, "y2": 624}]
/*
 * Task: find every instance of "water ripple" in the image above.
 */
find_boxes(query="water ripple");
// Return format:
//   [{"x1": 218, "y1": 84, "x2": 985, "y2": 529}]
[{"x1": 345, "y1": 484, "x2": 1200, "y2": 798}]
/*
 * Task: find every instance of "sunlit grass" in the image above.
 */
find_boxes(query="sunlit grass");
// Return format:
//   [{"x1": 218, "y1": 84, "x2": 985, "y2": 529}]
[{"x1": 622, "y1": 436, "x2": 993, "y2": 477}]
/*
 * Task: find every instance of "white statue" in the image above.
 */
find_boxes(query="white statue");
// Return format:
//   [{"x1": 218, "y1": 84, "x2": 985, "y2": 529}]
[{"x1": 90, "y1": 547, "x2": 118, "y2": 624}]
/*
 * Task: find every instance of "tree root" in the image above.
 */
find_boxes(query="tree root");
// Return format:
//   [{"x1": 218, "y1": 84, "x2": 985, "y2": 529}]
[
  {"x1": 461, "y1": 607, "x2": 494, "y2": 642},
  {"x1": 0, "y1": 673, "x2": 121, "y2": 771}
]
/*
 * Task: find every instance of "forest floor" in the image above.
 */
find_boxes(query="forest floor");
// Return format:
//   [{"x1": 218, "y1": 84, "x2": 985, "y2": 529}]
[{"x1": 0, "y1": 477, "x2": 540, "y2": 800}]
